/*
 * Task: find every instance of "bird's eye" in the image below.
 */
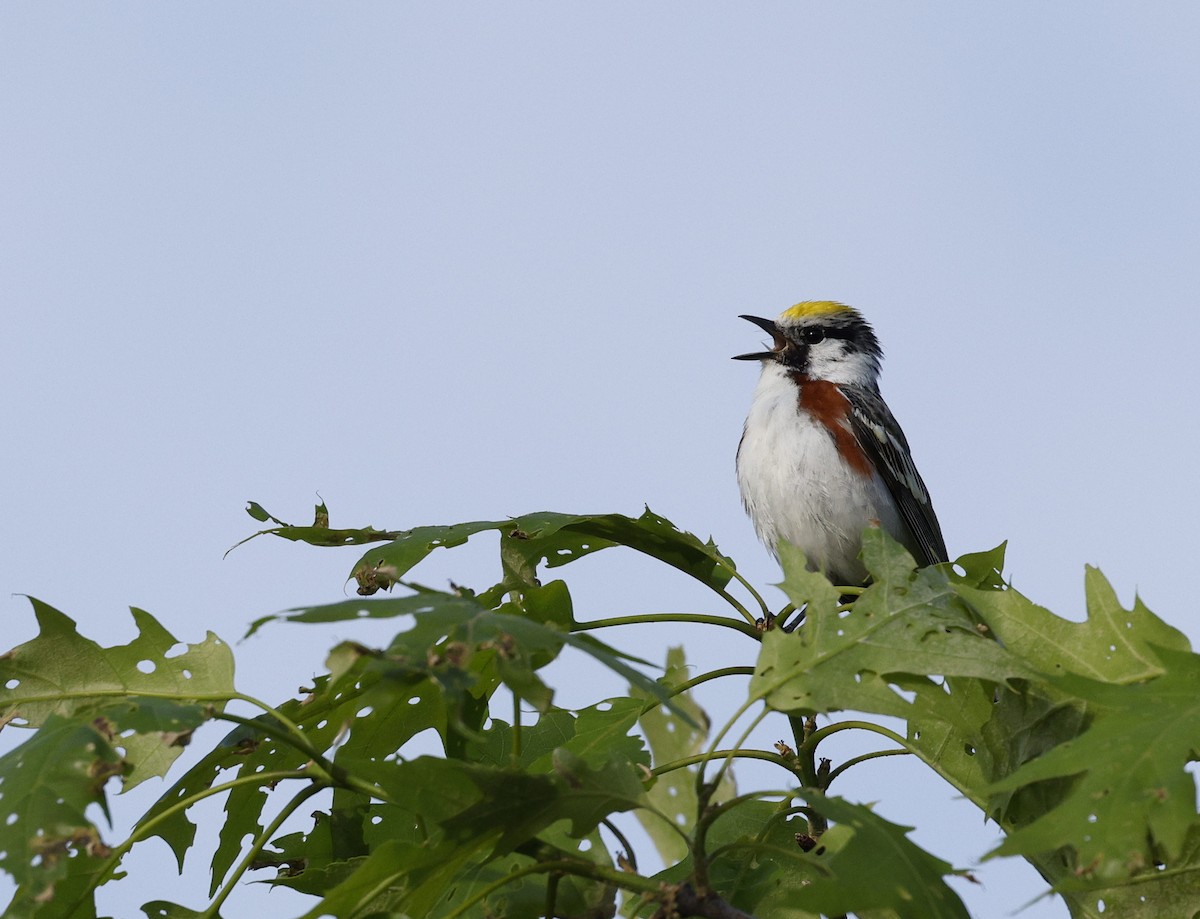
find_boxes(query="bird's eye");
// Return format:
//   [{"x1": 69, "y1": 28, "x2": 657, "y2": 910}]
[{"x1": 801, "y1": 328, "x2": 826, "y2": 345}]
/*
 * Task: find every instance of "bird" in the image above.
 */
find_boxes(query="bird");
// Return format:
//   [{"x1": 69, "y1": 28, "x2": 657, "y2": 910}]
[{"x1": 734, "y1": 301, "x2": 947, "y2": 586}]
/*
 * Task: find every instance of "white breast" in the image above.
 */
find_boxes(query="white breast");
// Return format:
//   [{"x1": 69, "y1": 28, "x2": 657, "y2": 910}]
[{"x1": 736, "y1": 364, "x2": 903, "y2": 585}]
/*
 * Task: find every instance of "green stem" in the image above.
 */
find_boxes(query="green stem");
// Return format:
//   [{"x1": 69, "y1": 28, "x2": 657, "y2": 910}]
[
  {"x1": 789, "y1": 715, "x2": 818, "y2": 787},
  {"x1": 601, "y1": 818, "x2": 638, "y2": 872},
  {"x1": 700, "y1": 701, "x2": 770, "y2": 795},
  {"x1": 229, "y1": 691, "x2": 307, "y2": 738},
  {"x1": 572, "y1": 612, "x2": 761, "y2": 640},
  {"x1": 214, "y1": 712, "x2": 395, "y2": 806},
  {"x1": 215, "y1": 710, "x2": 326, "y2": 764},
  {"x1": 650, "y1": 748, "x2": 803, "y2": 781},
  {"x1": 512, "y1": 690, "x2": 523, "y2": 765},
  {"x1": 636, "y1": 801, "x2": 696, "y2": 848},
  {"x1": 715, "y1": 588, "x2": 760, "y2": 626},
  {"x1": 825, "y1": 748, "x2": 910, "y2": 787},
  {"x1": 60, "y1": 770, "x2": 308, "y2": 917},
  {"x1": 693, "y1": 788, "x2": 799, "y2": 883},
  {"x1": 690, "y1": 707, "x2": 771, "y2": 891},
  {"x1": 723, "y1": 571, "x2": 774, "y2": 622},
  {"x1": 201, "y1": 782, "x2": 325, "y2": 918},
  {"x1": 12, "y1": 688, "x2": 327, "y2": 783},
  {"x1": 806, "y1": 719, "x2": 909, "y2": 749},
  {"x1": 637, "y1": 666, "x2": 755, "y2": 715},
  {"x1": 544, "y1": 872, "x2": 561, "y2": 919}
]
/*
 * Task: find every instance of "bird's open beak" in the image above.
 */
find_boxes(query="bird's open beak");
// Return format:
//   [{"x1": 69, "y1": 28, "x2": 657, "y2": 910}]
[{"x1": 732, "y1": 315, "x2": 785, "y2": 361}]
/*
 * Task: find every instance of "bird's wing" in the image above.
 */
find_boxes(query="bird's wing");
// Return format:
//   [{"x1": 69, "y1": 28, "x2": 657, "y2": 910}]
[{"x1": 841, "y1": 384, "x2": 949, "y2": 567}]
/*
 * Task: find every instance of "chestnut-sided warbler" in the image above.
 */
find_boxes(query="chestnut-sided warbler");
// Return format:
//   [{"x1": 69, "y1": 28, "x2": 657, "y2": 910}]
[{"x1": 734, "y1": 301, "x2": 947, "y2": 586}]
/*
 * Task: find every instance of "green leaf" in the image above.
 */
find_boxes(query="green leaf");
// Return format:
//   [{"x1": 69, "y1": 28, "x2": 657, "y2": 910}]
[
  {"x1": 0, "y1": 714, "x2": 126, "y2": 905},
  {"x1": 644, "y1": 793, "x2": 969, "y2": 919},
  {"x1": 255, "y1": 585, "x2": 686, "y2": 723},
  {"x1": 229, "y1": 500, "x2": 403, "y2": 557},
  {"x1": 292, "y1": 821, "x2": 615, "y2": 919},
  {"x1": 788, "y1": 793, "x2": 971, "y2": 918},
  {"x1": 291, "y1": 837, "x2": 481, "y2": 919},
  {"x1": 0, "y1": 599, "x2": 234, "y2": 788},
  {"x1": 244, "y1": 501, "x2": 278, "y2": 524},
  {"x1": 139, "y1": 648, "x2": 446, "y2": 884},
  {"x1": 345, "y1": 509, "x2": 751, "y2": 611},
  {"x1": 948, "y1": 541, "x2": 1008, "y2": 590},
  {"x1": 438, "y1": 749, "x2": 646, "y2": 856},
  {"x1": 246, "y1": 587, "x2": 487, "y2": 636},
  {"x1": 553, "y1": 697, "x2": 648, "y2": 770},
  {"x1": 956, "y1": 565, "x2": 1191, "y2": 683},
  {"x1": 140, "y1": 903, "x2": 208, "y2": 918},
  {"x1": 498, "y1": 508, "x2": 741, "y2": 598},
  {"x1": 434, "y1": 828, "x2": 614, "y2": 919},
  {"x1": 349, "y1": 519, "x2": 522, "y2": 594},
  {"x1": 632, "y1": 647, "x2": 735, "y2": 864},
  {"x1": 989, "y1": 646, "x2": 1200, "y2": 880},
  {"x1": 466, "y1": 698, "x2": 648, "y2": 781},
  {"x1": 0, "y1": 602, "x2": 233, "y2": 912},
  {"x1": 1053, "y1": 823, "x2": 1200, "y2": 917},
  {"x1": 751, "y1": 533, "x2": 1032, "y2": 722}
]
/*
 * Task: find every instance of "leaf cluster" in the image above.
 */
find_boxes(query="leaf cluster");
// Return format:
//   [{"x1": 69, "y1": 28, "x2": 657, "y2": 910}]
[{"x1": 1, "y1": 502, "x2": 1198, "y2": 918}]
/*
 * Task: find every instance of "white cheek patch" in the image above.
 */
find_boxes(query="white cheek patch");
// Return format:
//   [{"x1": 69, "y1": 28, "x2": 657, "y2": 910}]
[{"x1": 807, "y1": 341, "x2": 879, "y2": 387}]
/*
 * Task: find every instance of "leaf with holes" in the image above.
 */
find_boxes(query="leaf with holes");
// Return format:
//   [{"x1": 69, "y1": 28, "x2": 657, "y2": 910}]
[
  {"x1": 260, "y1": 585, "x2": 685, "y2": 723},
  {"x1": 246, "y1": 588, "x2": 489, "y2": 636},
  {"x1": 291, "y1": 837, "x2": 488, "y2": 919},
  {"x1": 0, "y1": 713, "x2": 127, "y2": 904},
  {"x1": 347, "y1": 518, "x2": 518, "y2": 595},
  {"x1": 988, "y1": 647, "x2": 1200, "y2": 881},
  {"x1": 497, "y1": 508, "x2": 743, "y2": 599},
  {"x1": 228, "y1": 500, "x2": 404, "y2": 557},
  {"x1": 0, "y1": 599, "x2": 234, "y2": 789},
  {"x1": 341, "y1": 509, "x2": 758, "y2": 615},
  {"x1": 783, "y1": 793, "x2": 971, "y2": 919},
  {"x1": 548, "y1": 697, "x2": 647, "y2": 770},
  {"x1": 956, "y1": 566, "x2": 1191, "y2": 684},
  {"x1": 1052, "y1": 823, "x2": 1200, "y2": 917},
  {"x1": 632, "y1": 647, "x2": 735, "y2": 864},
  {"x1": 467, "y1": 699, "x2": 646, "y2": 774},
  {"x1": 637, "y1": 792, "x2": 969, "y2": 919},
  {"x1": 751, "y1": 534, "x2": 1033, "y2": 723},
  {"x1": 430, "y1": 749, "x2": 646, "y2": 858}
]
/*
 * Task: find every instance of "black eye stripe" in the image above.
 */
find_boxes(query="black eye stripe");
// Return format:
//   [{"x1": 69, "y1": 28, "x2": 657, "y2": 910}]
[{"x1": 799, "y1": 327, "x2": 853, "y2": 344}]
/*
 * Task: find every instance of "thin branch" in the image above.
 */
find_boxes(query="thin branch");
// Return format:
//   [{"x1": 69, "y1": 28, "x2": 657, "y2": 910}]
[
  {"x1": 544, "y1": 871, "x2": 561, "y2": 919},
  {"x1": 572, "y1": 612, "x2": 761, "y2": 640},
  {"x1": 805, "y1": 719, "x2": 909, "y2": 750},
  {"x1": 59, "y1": 769, "x2": 309, "y2": 918},
  {"x1": 650, "y1": 748, "x2": 803, "y2": 782},
  {"x1": 724, "y1": 570, "x2": 774, "y2": 622},
  {"x1": 201, "y1": 782, "x2": 324, "y2": 918},
  {"x1": 601, "y1": 817, "x2": 639, "y2": 873},
  {"x1": 637, "y1": 666, "x2": 756, "y2": 715},
  {"x1": 511, "y1": 689, "x2": 523, "y2": 764},
  {"x1": 825, "y1": 748, "x2": 910, "y2": 786}
]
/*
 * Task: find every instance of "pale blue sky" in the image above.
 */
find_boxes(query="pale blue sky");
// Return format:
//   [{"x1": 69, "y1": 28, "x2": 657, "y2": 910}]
[{"x1": 3, "y1": 5, "x2": 1199, "y2": 917}]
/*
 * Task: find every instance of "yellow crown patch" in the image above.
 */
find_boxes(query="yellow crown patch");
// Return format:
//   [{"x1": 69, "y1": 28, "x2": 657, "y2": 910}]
[{"x1": 779, "y1": 301, "x2": 857, "y2": 322}]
